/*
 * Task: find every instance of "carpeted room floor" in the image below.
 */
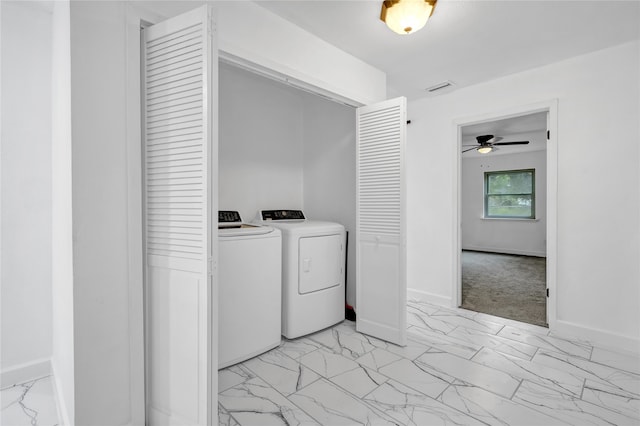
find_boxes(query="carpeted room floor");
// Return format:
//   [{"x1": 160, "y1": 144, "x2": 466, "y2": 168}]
[{"x1": 461, "y1": 250, "x2": 547, "y2": 327}]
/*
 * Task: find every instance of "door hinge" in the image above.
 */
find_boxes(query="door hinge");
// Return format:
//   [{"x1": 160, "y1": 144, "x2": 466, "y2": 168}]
[
  {"x1": 546, "y1": 130, "x2": 550, "y2": 140},
  {"x1": 208, "y1": 257, "x2": 214, "y2": 276},
  {"x1": 546, "y1": 288, "x2": 549, "y2": 297}
]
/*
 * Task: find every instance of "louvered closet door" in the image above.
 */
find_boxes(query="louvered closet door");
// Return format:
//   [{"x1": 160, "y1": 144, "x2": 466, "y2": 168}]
[
  {"x1": 142, "y1": 6, "x2": 216, "y2": 425},
  {"x1": 356, "y1": 97, "x2": 407, "y2": 346}
]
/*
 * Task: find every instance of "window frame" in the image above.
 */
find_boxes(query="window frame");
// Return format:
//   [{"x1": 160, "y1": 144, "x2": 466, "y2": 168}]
[{"x1": 484, "y1": 168, "x2": 536, "y2": 219}]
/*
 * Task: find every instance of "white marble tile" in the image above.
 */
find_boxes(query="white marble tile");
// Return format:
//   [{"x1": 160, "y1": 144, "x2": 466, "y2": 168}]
[
  {"x1": 357, "y1": 331, "x2": 431, "y2": 360},
  {"x1": 244, "y1": 349, "x2": 320, "y2": 396},
  {"x1": 429, "y1": 310, "x2": 505, "y2": 335},
  {"x1": 289, "y1": 378, "x2": 396, "y2": 425},
  {"x1": 474, "y1": 310, "x2": 550, "y2": 336},
  {"x1": 364, "y1": 379, "x2": 486, "y2": 426},
  {"x1": 514, "y1": 380, "x2": 639, "y2": 425},
  {"x1": 546, "y1": 330, "x2": 596, "y2": 347},
  {"x1": 581, "y1": 379, "x2": 640, "y2": 420},
  {"x1": 307, "y1": 327, "x2": 375, "y2": 360},
  {"x1": 299, "y1": 347, "x2": 360, "y2": 378},
  {"x1": 407, "y1": 305, "x2": 457, "y2": 334},
  {"x1": 1, "y1": 376, "x2": 59, "y2": 426},
  {"x1": 218, "y1": 376, "x2": 319, "y2": 426},
  {"x1": 330, "y1": 365, "x2": 388, "y2": 398},
  {"x1": 408, "y1": 326, "x2": 482, "y2": 359},
  {"x1": 398, "y1": 350, "x2": 456, "y2": 384},
  {"x1": 355, "y1": 348, "x2": 402, "y2": 371},
  {"x1": 432, "y1": 304, "x2": 480, "y2": 320},
  {"x1": 378, "y1": 358, "x2": 450, "y2": 398},
  {"x1": 218, "y1": 404, "x2": 239, "y2": 426},
  {"x1": 533, "y1": 349, "x2": 640, "y2": 397},
  {"x1": 416, "y1": 350, "x2": 521, "y2": 399},
  {"x1": 406, "y1": 301, "x2": 441, "y2": 316},
  {"x1": 332, "y1": 320, "x2": 357, "y2": 335},
  {"x1": 498, "y1": 325, "x2": 593, "y2": 358},
  {"x1": 438, "y1": 381, "x2": 567, "y2": 426},
  {"x1": 590, "y1": 346, "x2": 640, "y2": 375},
  {"x1": 218, "y1": 365, "x2": 255, "y2": 392},
  {"x1": 278, "y1": 338, "x2": 320, "y2": 360},
  {"x1": 471, "y1": 347, "x2": 584, "y2": 397},
  {"x1": 219, "y1": 303, "x2": 640, "y2": 426},
  {"x1": 447, "y1": 324, "x2": 538, "y2": 360}
]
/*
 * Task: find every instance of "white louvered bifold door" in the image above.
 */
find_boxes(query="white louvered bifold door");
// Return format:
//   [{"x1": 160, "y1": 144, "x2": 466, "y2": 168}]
[
  {"x1": 356, "y1": 97, "x2": 407, "y2": 346},
  {"x1": 142, "y1": 6, "x2": 216, "y2": 425}
]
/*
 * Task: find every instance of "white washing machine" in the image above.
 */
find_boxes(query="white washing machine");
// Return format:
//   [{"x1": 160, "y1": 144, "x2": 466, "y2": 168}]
[
  {"x1": 218, "y1": 211, "x2": 282, "y2": 369},
  {"x1": 255, "y1": 210, "x2": 345, "y2": 339}
]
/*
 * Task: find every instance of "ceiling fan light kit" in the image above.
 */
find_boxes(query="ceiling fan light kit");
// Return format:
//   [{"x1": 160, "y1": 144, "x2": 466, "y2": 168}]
[
  {"x1": 380, "y1": 0, "x2": 437, "y2": 35},
  {"x1": 462, "y1": 134, "x2": 531, "y2": 154}
]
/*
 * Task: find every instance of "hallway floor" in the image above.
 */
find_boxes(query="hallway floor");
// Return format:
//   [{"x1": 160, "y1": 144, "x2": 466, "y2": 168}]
[
  {"x1": 1, "y1": 375, "x2": 59, "y2": 426},
  {"x1": 2, "y1": 301, "x2": 638, "y2": 425},
  {"x1": 219, "y1": 301, "x2": 640, "y2": 425}
]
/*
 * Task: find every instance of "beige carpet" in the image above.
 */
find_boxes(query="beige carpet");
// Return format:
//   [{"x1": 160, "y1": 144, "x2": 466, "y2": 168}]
[{"x1": 461, "y1": 250, "x2": 547, "y2": 327}]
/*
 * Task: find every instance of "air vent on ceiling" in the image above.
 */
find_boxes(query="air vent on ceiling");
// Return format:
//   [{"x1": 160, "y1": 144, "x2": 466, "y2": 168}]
[{"x1": 425, "y1": 80, "x2": 455, "y2": 94}]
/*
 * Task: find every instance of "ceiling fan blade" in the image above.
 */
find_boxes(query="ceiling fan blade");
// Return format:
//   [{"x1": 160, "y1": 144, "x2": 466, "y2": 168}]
[
  {"x1": 462, "y1": 147, "x2": 478, "y2": 153},
  {"x1": 493, "y1": 141, "x2": 529, "y2": 146}
]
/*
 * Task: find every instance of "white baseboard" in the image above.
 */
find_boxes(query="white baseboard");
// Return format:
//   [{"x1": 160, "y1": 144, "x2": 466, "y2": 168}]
[
  {"x1": 0, "y1": 358, "x2": 51, "y2": 389},
  {"x1": 407, "y1": 288, "x2": 452, "y2": 308},
  {"x1": 553, "y1": 319, "x2": 640, "y2": 354},
  {"x1": 462, "y1": 245, "x2": 546, "y2": 258}
]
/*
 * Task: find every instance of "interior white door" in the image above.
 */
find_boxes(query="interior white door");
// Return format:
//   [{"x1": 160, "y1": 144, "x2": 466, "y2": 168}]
[
  {"x1": 142, "y1": 6, "x2": 216, "y2": 425},
  {"x1": 356, "y1": 97, "x2": 407, "y2": 346}
]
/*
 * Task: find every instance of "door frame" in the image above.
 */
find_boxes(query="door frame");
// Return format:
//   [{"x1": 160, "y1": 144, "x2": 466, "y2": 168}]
[{"x1": 452, "y1": 99, "x2": 558, "y2": 328}]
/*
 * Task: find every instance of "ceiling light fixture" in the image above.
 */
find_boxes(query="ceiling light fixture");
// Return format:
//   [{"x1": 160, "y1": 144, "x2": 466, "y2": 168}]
[
  {"x1": 380, "y1": 0, "x2": 437, "y2": 35},
  {"x1": 477, "y1": 146, "x2": 493, "y2": 154}
]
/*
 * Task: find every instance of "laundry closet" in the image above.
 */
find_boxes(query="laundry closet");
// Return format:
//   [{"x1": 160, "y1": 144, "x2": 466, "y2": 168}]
[
  {"x1": 141, "y1": 5, "x2": 407, "y2": 422},
  {"x1": 217, "y1": 62, "x2": 357, "y2": 306}
]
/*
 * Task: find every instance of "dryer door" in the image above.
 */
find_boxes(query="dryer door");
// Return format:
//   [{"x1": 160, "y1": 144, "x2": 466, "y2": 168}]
[{"x1": 298, "y1": 234, "x2": 342, "y2": 294}]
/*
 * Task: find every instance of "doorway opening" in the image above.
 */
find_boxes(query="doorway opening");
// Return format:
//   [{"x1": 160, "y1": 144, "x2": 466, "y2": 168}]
[{"x1": 454, "y1": 102, "x2": 558, "y2": 328}]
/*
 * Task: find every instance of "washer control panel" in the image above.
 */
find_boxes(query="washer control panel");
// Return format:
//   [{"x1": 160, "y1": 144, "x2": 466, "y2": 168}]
[
  {"x1": 219, "y1": 210, "x2": 242, "y2": 223},
  {"x1": 261, "y1": 210, "x2": 305, "y2": 221}
]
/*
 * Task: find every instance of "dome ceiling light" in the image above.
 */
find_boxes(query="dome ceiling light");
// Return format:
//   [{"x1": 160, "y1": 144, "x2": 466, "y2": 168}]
[{"x1": 380, "y1": 0, "x2": 438, "y2": 35}]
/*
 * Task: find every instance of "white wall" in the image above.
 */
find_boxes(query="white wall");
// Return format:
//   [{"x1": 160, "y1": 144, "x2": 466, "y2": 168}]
[
  {"x1": 219, "y1": 63, "x2": 304, "y2": 221},
  {"x1": 407, "y1": 41, "x2": 640, "y2": 351},
  {"x1": 70, "y1": 2, "x2": 131, "y2": 424},
  {"x1": 0, "y1": 0, "x2": 53, "y2": 379},
  {"x1": 462, "y1": 148, "x2": 547, "y2": 257},
  {"x1": 51, "y1": 1, "x2": 75, "y2": 423},
  {"x1": 219, "y1": 62, "x2": 358, "y2": 306},
  {"x1": 217, "y1": 1, "x2": 386, "y2": 106},
  {"x1": 302, "y1": 95, "x2": 356, "y2": 307}
]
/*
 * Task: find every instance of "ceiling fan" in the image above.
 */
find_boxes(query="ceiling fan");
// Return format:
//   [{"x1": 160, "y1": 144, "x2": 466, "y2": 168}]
[{"x1": 462, "y1": 134, "x2": 529, "y2": 154}]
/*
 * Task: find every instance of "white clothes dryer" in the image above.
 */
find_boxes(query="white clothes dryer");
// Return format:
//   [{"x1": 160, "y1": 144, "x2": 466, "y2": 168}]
[
  {"x1": 218, "y1": 211, "x2": 282, "y2": 369},
  {"x1": 255, "y1": 210, "x2": 345, "y2": 339}
]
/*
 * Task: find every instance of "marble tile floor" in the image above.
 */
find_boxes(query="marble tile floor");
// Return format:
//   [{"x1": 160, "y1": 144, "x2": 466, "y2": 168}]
[
  {"x1": 2, "y1": 302, "x2": 638, "y2": 426},
  {"x1": 219, "y1": 301, "x2": 640, "y2": 426},
  {"x1": 1, "y1": 375, "x2": 59, "y2": 426}
]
